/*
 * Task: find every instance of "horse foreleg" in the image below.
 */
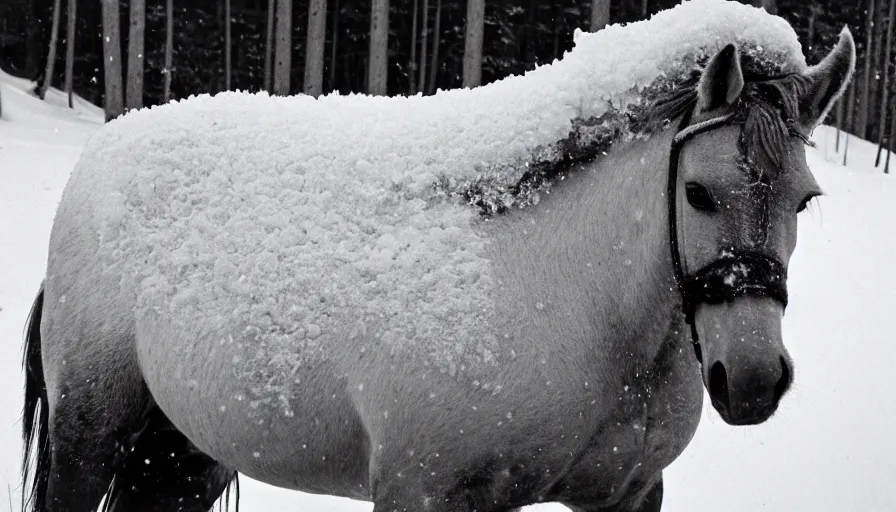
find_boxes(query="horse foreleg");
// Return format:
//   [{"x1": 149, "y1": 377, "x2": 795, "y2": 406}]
[
  {"x1": 635, "y1": 478, "x2": 662, "y2": 512},
  {"x1": 564, "y1": 477, "x2": 663, "y2": 512}
]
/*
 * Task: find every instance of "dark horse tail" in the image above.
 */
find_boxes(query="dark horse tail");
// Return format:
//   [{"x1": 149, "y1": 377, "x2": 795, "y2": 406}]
[{"x1": 22, "y1": 285, "x2": 49, "y2": 512}]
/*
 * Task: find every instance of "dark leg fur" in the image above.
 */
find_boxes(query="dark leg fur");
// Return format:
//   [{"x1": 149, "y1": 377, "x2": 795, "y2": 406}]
[
  {"x1": 565, "y1": 478, "x2": 663, "y2": 512},
  {"x1": 104, "y1": 407, "x2": 237, "y2": 512},
  {"x1": 41, "y1": 332, "x2": 151, "y2": 510},
  {"x1": 638, "y1": 479, "x2": 662, "y2": 512},
  {"x1": 22, "y1": 285, "x2": 237, "y2": 512}
]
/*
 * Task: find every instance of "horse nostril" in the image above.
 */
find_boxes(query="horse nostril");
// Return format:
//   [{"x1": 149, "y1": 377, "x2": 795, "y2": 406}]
[
  {"x1": 708, "y1": 361, "x2": 730, "y2": 411},
  {"x1": 774, "y1": 356, "x2": 792, "y2": 402}
]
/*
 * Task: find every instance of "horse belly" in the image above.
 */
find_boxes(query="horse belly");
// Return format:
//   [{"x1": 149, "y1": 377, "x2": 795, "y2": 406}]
[
  {"x1": 217, "y1": 388, "x2": 371, "y2": 498},
  {"x1": 135, "y1": 314, "x2": 371, "y2": 499}
]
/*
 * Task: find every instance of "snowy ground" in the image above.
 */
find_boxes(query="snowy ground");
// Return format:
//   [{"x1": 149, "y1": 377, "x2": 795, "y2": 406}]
[{"x1": 1, "y1": 71, "x2": 894, "y2": 512}]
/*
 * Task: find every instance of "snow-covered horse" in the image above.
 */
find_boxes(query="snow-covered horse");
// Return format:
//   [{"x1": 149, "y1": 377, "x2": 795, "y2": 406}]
[{"x1": 21, "y1": 3, "x2": 854, "y2": 511}]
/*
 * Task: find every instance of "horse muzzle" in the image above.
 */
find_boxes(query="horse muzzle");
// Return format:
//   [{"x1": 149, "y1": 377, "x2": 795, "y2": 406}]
[{"x1": 693, "y1": 295, "x2": 793, "y2": 425}]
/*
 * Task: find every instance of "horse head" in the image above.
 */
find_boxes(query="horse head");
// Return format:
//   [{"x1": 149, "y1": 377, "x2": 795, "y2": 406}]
[{"x1": 672, "y1": 30, "x2": 855, "y2": 425}]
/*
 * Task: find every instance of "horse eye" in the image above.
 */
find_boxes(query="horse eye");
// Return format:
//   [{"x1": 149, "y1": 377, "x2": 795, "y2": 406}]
[{"x1": 685, "y1": 182, "x2": 716, "y2": 212}]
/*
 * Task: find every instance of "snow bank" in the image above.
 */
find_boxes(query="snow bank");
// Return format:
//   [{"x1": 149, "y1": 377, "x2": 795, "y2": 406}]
[
  {"x1": 62, "y1": 0, "x2": 806, "y2": 393},
  {"x1": 0, "y1": 68, "x2": 103, "y2": 145}
]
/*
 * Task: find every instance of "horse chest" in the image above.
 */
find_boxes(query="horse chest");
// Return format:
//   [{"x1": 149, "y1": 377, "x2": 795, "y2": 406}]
[{"x1": 547, "y1": 343, "x2": 704, "y2": 506}]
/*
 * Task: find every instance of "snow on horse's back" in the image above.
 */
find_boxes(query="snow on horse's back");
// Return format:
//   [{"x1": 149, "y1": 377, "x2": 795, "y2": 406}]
[{"x1": 21, "y1": 0, "x2": 856, "y2": 511}]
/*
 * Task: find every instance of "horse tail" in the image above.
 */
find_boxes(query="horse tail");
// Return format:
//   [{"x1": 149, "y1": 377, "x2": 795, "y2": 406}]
[
  {"x1": 221, "y1": 472, "x2": 241, "y2": 512},
  {"x1": 22, "y1": 285, "x2": 49, "y2": 512}
]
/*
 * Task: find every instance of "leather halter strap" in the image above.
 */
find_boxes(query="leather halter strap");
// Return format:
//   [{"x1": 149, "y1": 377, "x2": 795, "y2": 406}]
[{"x1": 667, "y1": 113, "x2": 789, "y2": 347}]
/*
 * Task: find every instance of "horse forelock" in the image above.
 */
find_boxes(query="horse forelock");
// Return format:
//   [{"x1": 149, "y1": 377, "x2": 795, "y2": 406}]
[
  {"x1": 736, "y1": 74, "x2": 812, "y2": 182},
  {"x1": 639, "y1": 69, "x2": 811, "y2": 184}
]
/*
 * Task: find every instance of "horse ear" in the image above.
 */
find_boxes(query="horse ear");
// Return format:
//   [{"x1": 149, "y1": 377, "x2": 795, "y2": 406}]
[
  {"x1": 799, "y1": 27, "x2": 856, "y2": 129},
  {"x1": 696, "y1": 44, "x2": 744, "y2": 113}
]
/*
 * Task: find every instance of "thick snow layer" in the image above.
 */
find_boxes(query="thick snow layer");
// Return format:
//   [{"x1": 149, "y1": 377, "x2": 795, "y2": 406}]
[
  {"x1": 59, "y1": 0, "x2": 808, "y2": 390},
  {"x1": 1, "y1": 47, "x2": 895, "y2": 512}
]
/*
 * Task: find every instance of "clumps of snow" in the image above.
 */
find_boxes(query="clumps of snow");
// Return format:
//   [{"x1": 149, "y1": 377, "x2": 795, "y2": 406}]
[
  {"x1": 62, "y1": 0, "x2": 806, "y2": 398},
  {"x1": 723, "y1": 263, "x2": 751, "y2": 286},
  {"x1": 446, "y1": 4, "x2": 806, "y2": 213}
]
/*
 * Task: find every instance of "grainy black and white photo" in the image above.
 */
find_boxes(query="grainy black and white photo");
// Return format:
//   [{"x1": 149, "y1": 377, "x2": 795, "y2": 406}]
[{"x1": 0, "y1": 0, "x2": 894, "y2": 510}]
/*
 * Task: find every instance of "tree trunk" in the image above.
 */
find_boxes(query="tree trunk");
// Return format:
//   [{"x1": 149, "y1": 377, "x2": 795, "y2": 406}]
[
  {"x1": 641, "y1": 0, "x2": 648, "y2": 18},
  {"x1": 462, "y1": 0, "x2": 485, "y2": 88},
  {"x1": 836, "y1": 94, "x2": 844, "y2": 152},
  {"x1": 368, "y1": 0, "x2": 389, "y2": 95},
  {"x1": 126, "y1": 0, "x2": 145, "y2": 111},
  {"x1": 590, "y1": 0, "x2": 609, "y2": 31},
  {"x1": 363, "y1": 55, "x2": 369, "y2": 92},
  {"x1": 426, "y1": 0, "x2": 441, "y2": 95},
  {"x1": 750, "y1": 0, "x2": 777, "y2": 14},
  {"x1": 846, "y1": 77, "x2": 857, "y2": 133},
  {"x1": 858, "y1": 0, "x2": 875, "y2": 139},
  {"x1": 101, "y1": 0, "x2": 124, "y2": 121},
  {"x1": 521, "y1": 0, "x2": 536, "y2": 66},
  {"x1": 870, "y1": 0, "x2": 885, "y2": 138},
  {"x1": 164, "y1": 0, "x2": 174, "y2": 102},
  {"x1": 418, "y1": 0, "x2": 429, "y2": 94},
  {"x1": 26, "y1": 2, "x2": 42, "y2": 80},
  {"x1": 875, "y1": 0, "x2": 895, "y2": 165},
  {"x1": 844, "y1": 78, "x2": 857, "y2": 165},
  {"x1": 885, "y1": 100, "x2": 894, "y2": 173},
  {"x1": 274, "y1": 0, "x2": 293, "y2": 95},
  {"x1": 225, "y1": 0, "x2": 231, "y2": 90},
  {"x1": 843, "y1": 123, "x2": 851, "y2": 166},
  {"x1": 304, "y1": 0, "x2": 327, "y2": 97},
  {"x1": 553, "y1": 0, "x2": 561, "y2": 59},
  {"x1": 39, "y1": 0, "x2": 62, "y2": 100},
  {"x1": 214, "y1": 0, "x2": 223, "y2": 92},
  {"x1": 408, "y1": 0, "x2": 418, "y2": 94},
  {"x1": 64, "y1": 0, "x2": 77, "y2": 108},
  {"x1": 329, "y1": 0, "x2": 340, "y2": 91},
  {"x1": 806, "y1": 5, "x2": 817, "y2": 55},
  {"x1": 265, "y1": 0, "x2": 275, "y2": 91}
]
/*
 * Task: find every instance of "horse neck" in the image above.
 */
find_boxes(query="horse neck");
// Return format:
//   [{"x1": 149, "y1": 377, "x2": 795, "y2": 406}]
[{"x1": 491, "y1": 127, "x2": 682, "y2": 371}]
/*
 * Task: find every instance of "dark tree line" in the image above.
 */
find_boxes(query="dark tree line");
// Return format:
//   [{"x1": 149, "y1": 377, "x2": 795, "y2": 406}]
[
  {"x1": 0, "y1": 0, "x2": 700, "y2": 106},
  {"x1": 0, "y1": 0, "x2": 893, "y2": 170}
]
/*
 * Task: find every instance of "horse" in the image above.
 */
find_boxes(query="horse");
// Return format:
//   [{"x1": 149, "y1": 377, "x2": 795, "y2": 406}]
[{"x1": 21, "y1": 9, "x2": 855, "y2": 512}]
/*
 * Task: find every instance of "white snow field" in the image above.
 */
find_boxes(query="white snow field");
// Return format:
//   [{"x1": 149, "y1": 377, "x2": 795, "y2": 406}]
[{"x1": 1, "y1": 29, "x2": 895, "y2": 512}]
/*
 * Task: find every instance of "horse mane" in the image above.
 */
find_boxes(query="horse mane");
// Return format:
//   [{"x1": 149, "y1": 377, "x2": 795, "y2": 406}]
[{"x1": 458, "y1": 55, "x2": 812, "y2": 216}]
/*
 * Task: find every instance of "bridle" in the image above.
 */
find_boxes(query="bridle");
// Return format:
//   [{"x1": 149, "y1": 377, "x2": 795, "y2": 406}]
[{"x1": 667, "y1": 111, "x2": 789, "y2": 360}]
